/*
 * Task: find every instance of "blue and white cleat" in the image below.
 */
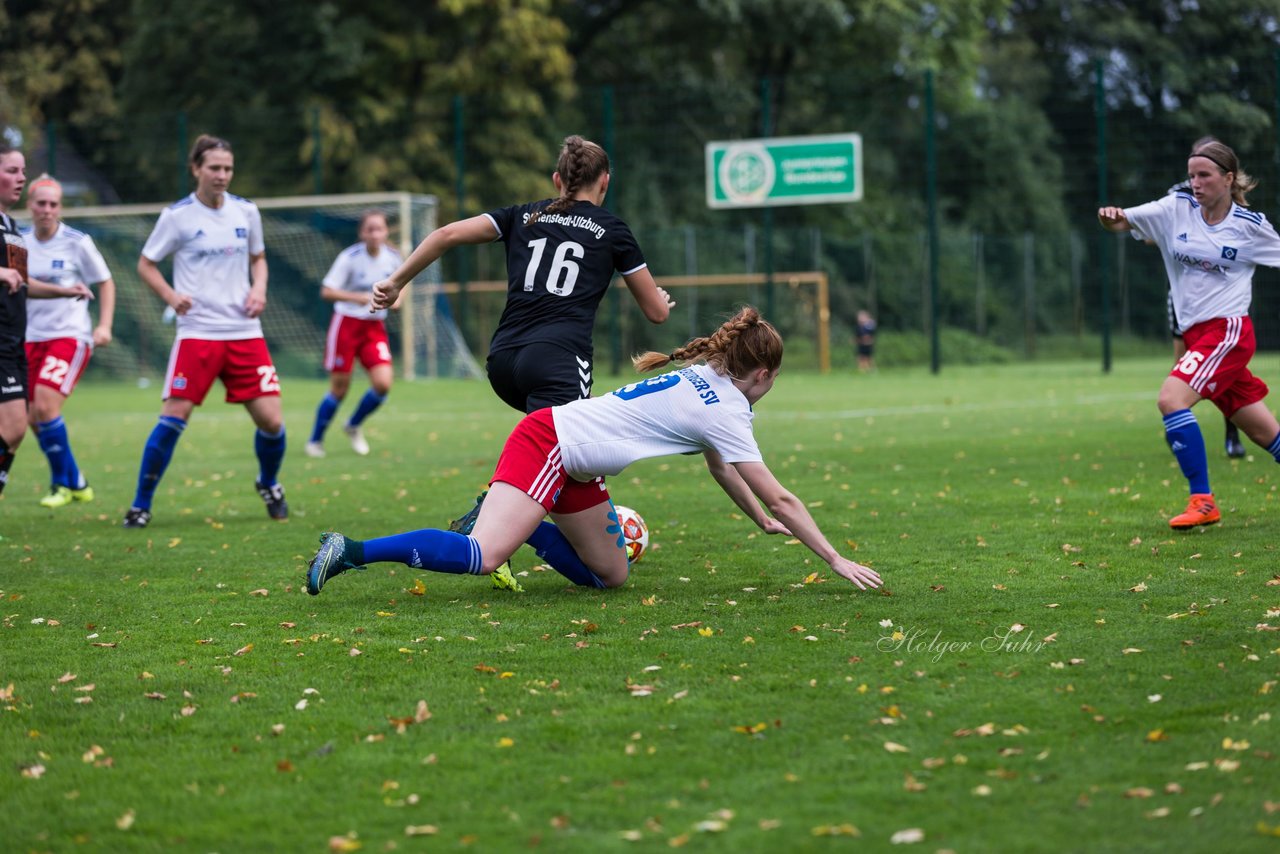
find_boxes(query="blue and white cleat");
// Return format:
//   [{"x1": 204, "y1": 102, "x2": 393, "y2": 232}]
[{"x1": 306, "y1": 532, "x2": 364, "y2": 595}]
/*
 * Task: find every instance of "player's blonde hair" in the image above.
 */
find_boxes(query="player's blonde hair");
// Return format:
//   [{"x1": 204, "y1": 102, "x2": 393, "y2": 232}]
[
  {"x1": 633, "y1": 306, "x2": 783, "y2": 377},
  {"x1": 529, "y1": 135, "x2": 610, "y2": 222},
  {"x1": 27, "y1": 173, "x2": 61, "y2": 199},
  {"x1": 1189, "y1": 137, "x2": 1257, "y2": 207}
]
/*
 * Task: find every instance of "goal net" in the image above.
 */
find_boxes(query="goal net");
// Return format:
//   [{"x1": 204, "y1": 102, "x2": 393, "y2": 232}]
[
  {"x1": 26, "y1": 192, "x2": 482, "y2": 382},
  {"x1": 437, "y1": 271, "x2": 832, "y2": 373}
]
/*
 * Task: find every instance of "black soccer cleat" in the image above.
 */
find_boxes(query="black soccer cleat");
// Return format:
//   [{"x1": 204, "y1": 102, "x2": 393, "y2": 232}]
[
  {"x1": 122, "y1": 507, "x2": 152, "y2": 529},
  {"x1": 448, "y1": 491, "x2": 487, "y2": 536},
  {"x1": 255, "y1": 480, "x2": 289, "y2": 520},
  {"x1": 306, "y1": 532, "x2": 364, "y2": 595}
]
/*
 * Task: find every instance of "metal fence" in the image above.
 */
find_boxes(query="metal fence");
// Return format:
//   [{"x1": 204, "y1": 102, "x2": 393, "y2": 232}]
[{"x1": 20, "y1": 60, "x2": 1280, "y2": 369}]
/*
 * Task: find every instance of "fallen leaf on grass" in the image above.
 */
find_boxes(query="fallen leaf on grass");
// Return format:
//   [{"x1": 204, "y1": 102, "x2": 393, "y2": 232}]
[
  {"x1": 249, "y1": 589, "x2": 269, "y2": 597},
  {"x1": 890, "y1": 828, "x2": 924, "y2": 844},
  {"x1": 116, "y1": 809, "x2": 136, "y2": 830},
  {"x1": 144, "y1": 692, "x2": 166, "y2": 701},
  {"x1": 20, "y1": 763, "x2": 46, "y2": 779},
  {"x1": 732, "y1": 723, "x2": 768, "y2": 735},
  {"x1": 409, "y1": 579, "x2": 427, "y2": 597},
  {"x1": 811, "y1": 824, "x2": 860, "y2": 837},
  {"x1": 328, "y1": 835, "x2": 362, "y2": 852},
  {"x1": 405, "y1": 825, "x2": 438, "y2": 836},
  {"x1": 1125, "y1": 787, "x2": 1155, "y2": 799},
  {"x1": 883, "y1": 741, "x2": 910, "y2": 753},
  {"x1": 234, "y1": 644, "x2": 253, "y2": 656},
  {"x1": 57, "y1": 672, "x2": 76, "y2": 684}
]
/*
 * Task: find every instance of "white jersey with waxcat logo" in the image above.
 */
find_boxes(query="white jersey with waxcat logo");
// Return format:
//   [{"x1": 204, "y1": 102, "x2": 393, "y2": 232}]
[
  {"x1": 551, "y1": 363, "x2": 763, "y2": 480},
  {"x1": 1125, "y1": 191, "x2": 1280, "y2": 330},
  {"x1": 22, "y1": 222, "x2": 112, "y2": 345},
  {"x1": 141, "y1": 193, "x2": 265, "y2": 340},
  {"x1": 323, "y1": 242, "x2": 403, "y2": 320}
]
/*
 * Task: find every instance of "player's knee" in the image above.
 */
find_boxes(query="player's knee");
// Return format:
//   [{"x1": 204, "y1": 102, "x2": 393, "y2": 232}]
[{"x1": 372, "y1": 380, "x2": 391, "y2": 397}]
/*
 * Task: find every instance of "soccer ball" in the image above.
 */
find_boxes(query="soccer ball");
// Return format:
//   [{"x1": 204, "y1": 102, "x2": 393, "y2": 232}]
[{"x1": 614, "y1": 504, "x2": 649, "y2": 566}]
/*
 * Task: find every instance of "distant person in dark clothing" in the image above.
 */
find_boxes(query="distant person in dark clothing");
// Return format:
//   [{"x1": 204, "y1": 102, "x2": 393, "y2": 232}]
[{"x1": 855, "y1": 309, "x2": 876, "y2": 372}]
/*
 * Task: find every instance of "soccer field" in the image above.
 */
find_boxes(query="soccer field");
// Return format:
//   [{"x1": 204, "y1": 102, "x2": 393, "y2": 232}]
[{"x1": 2, "y1": 359, "x2": 1278, "y2": 852}]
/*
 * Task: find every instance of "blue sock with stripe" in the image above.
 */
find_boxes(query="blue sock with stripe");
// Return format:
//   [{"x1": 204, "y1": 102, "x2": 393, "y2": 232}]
[
  {"x1": 133, "y1": 415, "x2": 186, "y2": 510},
  {"x1": 526, "y1": 521, "x2": 608, "y2": 588},
  {"x1": 255, "y1": 427, "x2": 286, "y2": 487},
  {"x1": 361, "y1": 529, "x2": 482, "y2": 575},
  {"x1": 1266, "y1": 431, "x2": 1280, "y2": 463},
  {"x1": 1163, "y1": 409, "x2": 1211, "y2": 495},
  {"x1": 36, "y1": 417, "x2": 77, "y2": 489},
  {"x1": 346, "y1": 389, "x2": 385, "y2": 428},
  {"x1": 310, "y1": 393, "x2": 340, "y2": 443}
]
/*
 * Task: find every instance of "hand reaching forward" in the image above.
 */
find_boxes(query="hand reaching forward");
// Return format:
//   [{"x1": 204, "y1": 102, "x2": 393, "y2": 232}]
[
  {"x1": 831, "y1": 556, "x2": 882, "y2": 590},
  {"x1": 371, "y1": 279, "x2": 403, "y2": 312}
]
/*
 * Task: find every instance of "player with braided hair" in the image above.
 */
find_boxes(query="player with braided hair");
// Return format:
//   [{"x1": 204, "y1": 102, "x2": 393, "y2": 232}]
[
  {"x1": 372, "y1": 134, "x2": 673, "y2": 588},
  {"x1": 306, "y1": 306, "x2": 883, "y2": 596},
  {"x1": 374, "y1": 134, "x2": 673, "y2": 411}
]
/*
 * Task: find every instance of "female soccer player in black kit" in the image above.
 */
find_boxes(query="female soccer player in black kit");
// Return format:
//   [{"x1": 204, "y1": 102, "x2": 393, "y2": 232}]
[
  {"x1": 377, "y1": 135, "x2": 672, "y2": 410},
  {"x1": 371, "y1": 135, "x2": 673, "y2": 586}
]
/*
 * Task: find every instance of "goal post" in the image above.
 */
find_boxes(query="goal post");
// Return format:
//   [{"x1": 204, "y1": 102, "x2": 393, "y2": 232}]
[
  {"x1": 436, "y1": 271, "x2": 831, "y2": 373},
  {"x1": 21, "y1": 191, "x2": 482, "y2": 383}
]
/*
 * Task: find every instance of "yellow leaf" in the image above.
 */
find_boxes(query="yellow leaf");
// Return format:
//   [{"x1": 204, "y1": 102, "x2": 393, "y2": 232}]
[
  {"x1": 409, "y1": 579, "x2": 427, "y2": 596},
  {"x1": 698, "y1": 627, "x2": 714, "y2": 637},
  {"x1": 1146, "y1": 729, "x2": 1168, "y2": 742},
  {"x1": 116, "y1": 809, "x2": 136, "y2": 830},
  {"x1": 883, "y1": 741, "x2": 910, "y2": 753},
  {"x1": 497, "y1": 737, "x2": 514, "y2": 748}
]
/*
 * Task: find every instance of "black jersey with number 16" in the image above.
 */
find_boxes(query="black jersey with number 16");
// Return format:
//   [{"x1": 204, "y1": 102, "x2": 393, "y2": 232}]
[{"x1": 483, "y1": 199, "x2": 646, "y2": 359}]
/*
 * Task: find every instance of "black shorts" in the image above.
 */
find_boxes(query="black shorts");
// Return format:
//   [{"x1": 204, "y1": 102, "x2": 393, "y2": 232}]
[
  {"x1": 0, "y1": 338, "x2": 27, "y2": 404},
  {"x1": 486, "y1": 342, "x2": 592, "y2": 414},
  {"x1": 856, "y1": 343, "x2": 874, "y2": 357}
]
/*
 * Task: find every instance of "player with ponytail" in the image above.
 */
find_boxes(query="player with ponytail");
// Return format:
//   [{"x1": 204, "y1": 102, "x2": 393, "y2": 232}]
[{"x1": 306, "y1": 306, "x2": 882, "y2": 597}]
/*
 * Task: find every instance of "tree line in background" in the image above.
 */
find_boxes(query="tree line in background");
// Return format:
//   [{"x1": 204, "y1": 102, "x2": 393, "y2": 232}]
[{"x1": 4, "y1": 0, "x2": 1280, "y2": 349}]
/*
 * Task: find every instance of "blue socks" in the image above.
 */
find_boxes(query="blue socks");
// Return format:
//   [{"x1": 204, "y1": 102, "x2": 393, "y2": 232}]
[
  {"x1": 1164, "y1": 409, "x2": 1211, "y2": 495},
  {"x1": 361, "y1": 529, "x2": 482, "y2": 575},
  {"x1": 310, "y1": 393, "x2": 340, "y2": 443},
  {"x1": 36, "y1": 417, "x2": 83, "y2": 489},
  {"x1": 133, "y1": 415, "x2": 186, "y2": 510},
  {"x1": 1265, "y1": 431, "x2": 1280, "y2": 463},
  {"x1": 347, "y1": 389, "x2": 385, "y2": 428},
  {"x1": 255, "y1": 427, "x2": 287, "y2": 487},
  {"x1": 526, "y1": 521, "x2": 609, "y2": 588}
]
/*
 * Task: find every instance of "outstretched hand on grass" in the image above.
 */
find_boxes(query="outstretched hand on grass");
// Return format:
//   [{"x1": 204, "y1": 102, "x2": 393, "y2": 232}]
[{"x1": 832, "y1": 556, "x2": 881, "y2": 590}]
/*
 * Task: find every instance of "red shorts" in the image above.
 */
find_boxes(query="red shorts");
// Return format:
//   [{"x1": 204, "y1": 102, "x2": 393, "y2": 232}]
[
  {"x1": 324, "y1": 314, "x2": 392, "y2": 374},
  {"x1": 26, "y1": 338, "x2": 91, "y2": 398},
  {"x1": 164, "y1": 337, "x2": 281, "y2": 405},
  {"x1": 490, "y1": 408, "x2": 611, "y2": 514},
  {"x1": 1173, "y1": 316, "x2": 1268, "y2": 417}
]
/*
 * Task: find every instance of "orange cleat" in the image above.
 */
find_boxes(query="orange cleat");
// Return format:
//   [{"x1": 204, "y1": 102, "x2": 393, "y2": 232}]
[{"x1": 1169, "y1": 493, "x2": 1220, "y2": 530}]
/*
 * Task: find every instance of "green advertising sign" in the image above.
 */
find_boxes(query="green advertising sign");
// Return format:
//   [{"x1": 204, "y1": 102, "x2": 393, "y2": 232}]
[{"x1": 706, "y1": 133, "x2": 863, "y2": 209}]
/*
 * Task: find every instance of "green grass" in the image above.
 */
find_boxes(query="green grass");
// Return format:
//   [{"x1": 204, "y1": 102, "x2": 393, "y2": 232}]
[{"x1": 2, "y1": 359, "x2": 1279, "y2": 853}]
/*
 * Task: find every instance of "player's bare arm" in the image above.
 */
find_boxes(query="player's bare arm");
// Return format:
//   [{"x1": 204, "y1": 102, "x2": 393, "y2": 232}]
[
  {"x1": 138, "y1": 255, "x2": 193, "y2": 314},
  {"x1": 702, "y1": 449, "x2": 777, "y2": 530},
  {"x1": 372, "y1": 215, "x2": 499, "y2": 311},
  {"x1": 244, "y1": 252, "x2": 268, "y2": 318},
  {"x1": 734, "y1": 460, "x2": 882, "y2": 590},
  {"x1": 1097, "y1": 206, "x2": 1131, "y2": 232},
  {"x1": 623, "y1": 267, "x2": 675, "y2": 323},
  {"x1": 93, "y1": 278, "x2": 116, "y2": 346},
  {"x1": 26, "y1": 279, "x2": 93, "y2": 300}
]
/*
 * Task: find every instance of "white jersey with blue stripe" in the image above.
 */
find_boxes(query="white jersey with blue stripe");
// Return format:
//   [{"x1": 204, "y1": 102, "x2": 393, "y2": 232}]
[
  {"x1": 1125, "y1": 191, "x2": 1280, "y2": 330},
  {"x1": 23, "y1": 222, "x2": 112, "y2": 345},
  {"x1": 551, "y1": 363, "x2": 763, "y2": 480},
  {"x1": 141, "y1": 193, "x2": 266, "y2": 340},
  {"x1": 322, "y1": 242, "x2": 403, "y2": 320}
]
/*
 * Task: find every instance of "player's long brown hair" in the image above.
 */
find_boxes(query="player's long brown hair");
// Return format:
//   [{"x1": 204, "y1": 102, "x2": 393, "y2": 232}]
[
  {"x1": 528, "y1": 135, "x2": 610, "y2": 223},
  {"x1": 1190, "y1": 137, "x2": 1257, "y2": 207},
  {"x1": 634, "y1": 306, "x2": 783, "y2": 378}
]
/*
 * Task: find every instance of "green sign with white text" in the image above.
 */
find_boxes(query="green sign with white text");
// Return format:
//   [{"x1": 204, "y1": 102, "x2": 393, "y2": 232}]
[{"x1": 706, "y1": 133, "x2": 863, "y2": 209}]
